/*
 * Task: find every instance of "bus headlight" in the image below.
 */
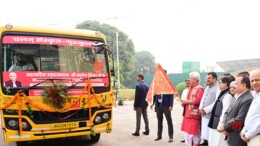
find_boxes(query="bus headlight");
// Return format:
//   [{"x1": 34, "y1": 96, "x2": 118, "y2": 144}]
[
  {"x1": 6, "y1": 118, "x2": 32, "y2": 131},
  {"x1": 102, "y1": 113, "x2": 109, "y2": 120},
  {"x1": 94, "y1": 116, "x2": 102, "y2": 123},
  {"x1": 22, "y1": 121, "x2": 29, "y2": 129},
  {"x1": 7, "y1": 119, "x2": 18, "y2": 129}
]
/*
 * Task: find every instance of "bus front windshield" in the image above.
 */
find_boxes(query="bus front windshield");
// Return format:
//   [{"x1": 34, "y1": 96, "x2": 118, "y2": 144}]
[{"x1": 1, "y1": 35, "x2": 109, "y2": 95}]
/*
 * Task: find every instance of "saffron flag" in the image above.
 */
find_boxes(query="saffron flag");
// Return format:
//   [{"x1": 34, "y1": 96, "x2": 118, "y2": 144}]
[{"x1": 146, "y1": 64, "x2": 178, "y2": 103}]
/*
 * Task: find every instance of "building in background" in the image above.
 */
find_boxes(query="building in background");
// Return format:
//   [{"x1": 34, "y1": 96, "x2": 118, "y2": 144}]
[
  {"x1": 216, "y1": 58, "x2": 260, "y2": 72},
  {"x1": 182, "y1": 61, "x2": 200, "y2": 73}
]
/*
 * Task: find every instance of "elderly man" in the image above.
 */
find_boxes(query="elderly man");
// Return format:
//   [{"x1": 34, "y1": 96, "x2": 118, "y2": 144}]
[
  {"x1": 4, "y1": 72, "x2": 22, "y2": 87},
  {"x1": 240, "y1": 70, "x2": 260, "y2": 146},
  {"x1": 199, "y1": 72, "x2": 218, "y2": 145},
  {"x1": 181, "y1": 72, "x2": 204, "y2": 146},
  {"x1": 220, "y1": 74, "x2": 253, "y2": 146}
]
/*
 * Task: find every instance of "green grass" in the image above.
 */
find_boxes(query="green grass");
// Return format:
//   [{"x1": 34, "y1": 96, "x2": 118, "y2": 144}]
[
  {"x1": 115, "y1": 89, "x2": 181, "y2": 102},
  {"x1": 116, "y1": 89, "x2": 135, "y2": 101}
]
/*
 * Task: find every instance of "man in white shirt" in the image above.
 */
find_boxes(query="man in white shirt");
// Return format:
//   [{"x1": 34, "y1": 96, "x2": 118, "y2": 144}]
[
  {"x1": 181, "y1": 79, "x2": 190, "y2": 100},
  {"x1": 241, "y1": 70, "x2": 260, "y2": 146},
  {"x1": 180, "y1": 79, "x2": 190, "y2": 143}
]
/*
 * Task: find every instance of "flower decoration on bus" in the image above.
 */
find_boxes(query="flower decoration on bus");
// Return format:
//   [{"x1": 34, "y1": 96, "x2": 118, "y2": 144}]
[{"x1": 42, "y1": 83, "x2": 68, "y2": 109}]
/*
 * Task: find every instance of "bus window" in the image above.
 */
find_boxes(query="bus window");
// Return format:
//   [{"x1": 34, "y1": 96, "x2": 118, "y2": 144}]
[{"x1": 1, "y1": 35, "x2": 109, "y2": 92}]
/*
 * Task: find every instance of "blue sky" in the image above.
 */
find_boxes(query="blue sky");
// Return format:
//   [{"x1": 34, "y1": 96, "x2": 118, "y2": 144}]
[{"x1": 1, "y1": 0, "x2": 260, "y2": 73}]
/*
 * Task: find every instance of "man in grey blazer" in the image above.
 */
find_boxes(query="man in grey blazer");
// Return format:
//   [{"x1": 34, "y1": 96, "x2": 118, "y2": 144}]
[{"x1": 219, "y1": 74, "x2": 253, "y2": 146}]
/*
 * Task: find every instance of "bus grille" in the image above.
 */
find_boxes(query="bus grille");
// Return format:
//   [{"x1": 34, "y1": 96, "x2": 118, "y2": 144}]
[{"x1": 27, "y1": 109, "x2": 89, "y2": 124}]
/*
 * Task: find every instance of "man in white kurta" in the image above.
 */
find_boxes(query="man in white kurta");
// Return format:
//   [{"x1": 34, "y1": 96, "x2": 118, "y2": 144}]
[
  {"x1": 180, "y1": 79, "x2": 190, "y2": 142},
  {"x1": 241, "y1": 70, "x2": 260, "y2": 146},
  {"x1": 199, "y1": 72, "x2": 218, "y2": 143}
]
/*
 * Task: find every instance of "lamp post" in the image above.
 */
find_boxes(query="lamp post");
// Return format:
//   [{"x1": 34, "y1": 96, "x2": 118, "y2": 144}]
[{"x1": 116, "y1": 32, "x2": 120, "y2": 89}]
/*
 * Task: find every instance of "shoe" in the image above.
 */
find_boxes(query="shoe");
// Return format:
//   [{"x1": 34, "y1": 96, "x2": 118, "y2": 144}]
[
  {"x1": 155, "y1": 137, "x2": 162, "y2": 141},
  {"x1": 181, "y1": 139, "x2": 185, "y2": 143},
  {"x1": 200, "y1": 140, "x2": 208, "y2": 145},
  {"x1": 132, "y1": 132, "x2": 140, "y2": 136},
  {"x1": 169, "y1": 138, "x2": 173, "y2": 143},
  {"x1": 142, "y1": 130, "x2": 149, "y2": 135}
]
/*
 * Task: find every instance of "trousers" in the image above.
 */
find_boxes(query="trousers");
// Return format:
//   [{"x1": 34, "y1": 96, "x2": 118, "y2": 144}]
[
  {"x1": 135, "y1": 107, "x2": 149, "y2": 133},
  {"x1": 156, "y1": 104, "x2": 173, "y2": 138}
]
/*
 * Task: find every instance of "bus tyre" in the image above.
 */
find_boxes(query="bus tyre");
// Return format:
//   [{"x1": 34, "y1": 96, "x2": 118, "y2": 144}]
[
  {"x1": 90, "y1": 133, "x2": 100, "y2": 143},
  {"x1": 16, "y1": 141, "x2": 29, "y2": 146}
]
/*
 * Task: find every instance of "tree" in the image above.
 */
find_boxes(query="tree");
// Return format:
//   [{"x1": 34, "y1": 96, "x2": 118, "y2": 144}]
[
  {"x1": 76, "y1": 21, "x2": 135, "y2": 88},
  {"x1": 128, "y1": 51, "x2": 156, "y2": 88},
  {"x1": 134, "y1": 51, "x2": 156, "y2": 75}
]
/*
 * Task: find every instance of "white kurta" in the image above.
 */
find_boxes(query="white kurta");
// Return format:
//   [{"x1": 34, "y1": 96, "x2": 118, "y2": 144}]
[
  {"x1": 208, "y1": 128, "x2": 228, "y2": 146},
  {"x1": 209, "y1": 93, "x2": 232, "y2": 146},
  {"x1": 199, "y1": 84, "x2": 219, "y2": 140},
  {"x1": 201, "y1": 117, "x2": 210, "y2": 140},
  {"x1": 248, "y1": 135, "x2": 260, "y2": 146}
]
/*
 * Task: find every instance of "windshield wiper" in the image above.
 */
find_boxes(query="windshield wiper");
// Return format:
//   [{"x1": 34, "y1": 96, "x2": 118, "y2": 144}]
[
  {"x1": 65, "y1": 76, "x2": 107, "y2": 90},
  {"x1": 65, "y1": 78, "x2": 87, "y2": 90}
]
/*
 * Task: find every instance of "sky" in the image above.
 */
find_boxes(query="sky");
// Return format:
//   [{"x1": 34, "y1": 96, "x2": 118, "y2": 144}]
[{"x1": 1, "y1": 0, "x2": 260, "y2": 73}]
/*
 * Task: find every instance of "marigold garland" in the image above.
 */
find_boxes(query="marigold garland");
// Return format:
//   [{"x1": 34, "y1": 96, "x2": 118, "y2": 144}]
[
  {"x1": 17, "y1": 93, "x2": 22, "y2": 134},
  {"x1": 25, "y1": 102, "x2": 33, "y2": 118},
  {"x1": 0, "y1": 77, "x2": 113, "y2": 135},
  {"x1": 0, "y1": 94, "x2": 17, "y2": 110},
  {"x1": 90, "y1": 126, "x2": 95, "y2": 136},
  {"x1": 106, "y1": 123, "x2": 112, "y2": 133}
]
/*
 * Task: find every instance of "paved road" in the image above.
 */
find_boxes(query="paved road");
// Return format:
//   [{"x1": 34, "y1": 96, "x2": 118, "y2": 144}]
[{"x1": 1, "y1": 100, "x2": 185, "y2": 146}]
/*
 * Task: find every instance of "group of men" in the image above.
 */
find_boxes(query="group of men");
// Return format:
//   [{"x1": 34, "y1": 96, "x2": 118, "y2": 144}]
[
  {"x1": 181, "y1": 70, "x2": 260, "y2": 146},
  {"x1": 131, "y1": 69, "x2": 260, "y2": 146},
  {"x1": 132, "y1": 73, "x2": 174, "y2": 143}
]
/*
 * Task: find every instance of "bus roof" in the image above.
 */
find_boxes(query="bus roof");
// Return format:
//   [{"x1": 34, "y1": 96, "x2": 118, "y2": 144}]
[{"x1": 0, "y1": 24, "x2": 106, "y2": 40}]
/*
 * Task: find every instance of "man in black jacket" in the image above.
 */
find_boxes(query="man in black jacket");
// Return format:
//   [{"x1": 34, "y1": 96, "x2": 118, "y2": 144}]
[
  {"x1": 150, "y1": 70, "x2": 174, "y2": 142},
  {"x1": 132, "y1": 74, "x2": 149, "y2": 136}
]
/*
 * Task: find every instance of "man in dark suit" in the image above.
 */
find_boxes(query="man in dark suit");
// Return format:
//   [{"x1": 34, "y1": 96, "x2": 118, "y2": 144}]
[
  {"x1": 151, "y1": 93, "x2": 174, "y2": 142},
  {"x1": 150, "y1": 70, "x2": 174, "y2": 143},
  {"x1": 5, "y1": 72, "x2": 22, "y2": 87},
  {"x1": 132, "y1": 74, "x2": 149, "y2": 136},
  {"x1": 219, "y1": 74, "x2": 253, "y2": 146}
]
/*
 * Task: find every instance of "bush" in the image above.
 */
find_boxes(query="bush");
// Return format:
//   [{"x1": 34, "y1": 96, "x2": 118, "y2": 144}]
[{"x1": 176, "y1": 82, "x2": 187, "y2": 98}]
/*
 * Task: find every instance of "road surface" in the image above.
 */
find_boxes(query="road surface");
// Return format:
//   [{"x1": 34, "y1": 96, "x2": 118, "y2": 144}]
[{"x1": 1, "y1": 100, "x2": 185, "y2": 146}]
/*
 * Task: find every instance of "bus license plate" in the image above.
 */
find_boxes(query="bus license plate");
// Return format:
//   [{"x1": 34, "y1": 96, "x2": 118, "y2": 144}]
[{"x1": 50, "y1": 122, "x2": 79, "y2": 129}]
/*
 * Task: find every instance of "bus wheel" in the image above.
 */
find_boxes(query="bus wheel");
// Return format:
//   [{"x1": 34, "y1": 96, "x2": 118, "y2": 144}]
[
  {"x1": 89, "y1": 133, "x2": 100, "y2": 143},
  {"x1": 16, "y1": 141, "x2": 29, "y2": 146}
]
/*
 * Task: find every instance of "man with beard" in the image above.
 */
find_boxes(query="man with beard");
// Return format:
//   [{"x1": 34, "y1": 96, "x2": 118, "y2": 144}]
[{"x1": 9, "y1": 53, "x2": 34, "y2": 71}]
